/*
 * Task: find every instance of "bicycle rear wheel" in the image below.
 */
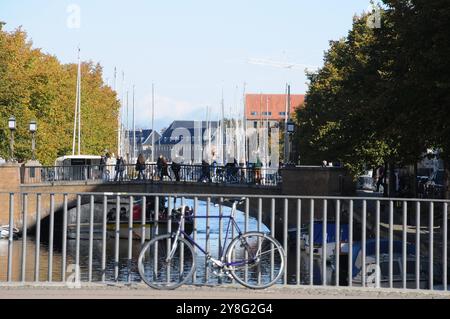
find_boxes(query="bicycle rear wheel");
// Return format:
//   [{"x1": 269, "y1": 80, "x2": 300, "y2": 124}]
[
  {"x1": 226, "y1": 232, "x2": 285, "y2": 289},
  {"x1": 138, "y1": 233, "x2": 196, "y2": 290}
]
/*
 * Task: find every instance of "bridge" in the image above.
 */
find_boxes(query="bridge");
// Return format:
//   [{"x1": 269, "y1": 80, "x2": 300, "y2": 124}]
[
  {"x1": 0, "y1": 162, "x2": 448, "y2": 294},
  {"x1": 0, "y1": 162, "x2": 355, "y2": 234}
]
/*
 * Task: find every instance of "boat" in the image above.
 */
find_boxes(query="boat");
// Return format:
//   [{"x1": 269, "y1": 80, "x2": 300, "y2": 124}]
[
  {"x1": 289, "y1": 222, "x2": 349, "y2": 261},
  {"x1": 0, "y1": 225, "x2": 20, "y2": 239},
  {"x1": 341, "y1": 239, "x2": 439, "y2": 288},
  {"x1": 106, "y1": 199, "x2": 194, "y2": 240}
]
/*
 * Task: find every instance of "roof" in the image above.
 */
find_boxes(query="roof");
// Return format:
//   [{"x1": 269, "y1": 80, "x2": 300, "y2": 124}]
[
  {"x1": 142, "y1": 130, "x2": 162, "y2": 145},
  {"x1": 158, "y1": 120, "x2": 219, "y2": 145},
  {"x1": 55, "y1": 155, "x2": 102, "y2": 165},
  {"x1": 245, "y1": 94, "x2": 305, "y2": 121}
]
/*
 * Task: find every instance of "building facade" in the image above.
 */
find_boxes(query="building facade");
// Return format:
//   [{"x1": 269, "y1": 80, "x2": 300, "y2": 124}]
[{"x1": 245, "y1": 93, "x2": 305, "y2": 129}]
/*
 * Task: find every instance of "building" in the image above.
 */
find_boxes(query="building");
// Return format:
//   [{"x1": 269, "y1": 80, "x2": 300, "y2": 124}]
[
  {"x1": 245, "y1": 93, "x2": 305, "y2": 129},
  {"x1": 154, "y1": 120, "x2": 221, "y2": 163},
  {"x1": 124, "y1": 129, "x2": 161, "y2": 161}
]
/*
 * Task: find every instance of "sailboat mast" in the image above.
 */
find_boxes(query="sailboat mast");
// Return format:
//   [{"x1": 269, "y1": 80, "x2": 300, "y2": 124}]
[
  {"x1": 242, "y1": 82, "x2": 247, "y2": 165},
  {"x1": 115, "y1": 67, "x2": 121, "y2": 157},
  {"x1": 77, "y1": 54, "x2": 81, "y2": 155},
  {"x1": 133, "y1": 85, "x2": 136, "y2": 161},
  {"x1": 72, "y1": 48, "x2": 80, "y2": 156},
  {"x1": 126, "y1": 90, "x2": 129, "y2": 161},
  {"x1": 151, "y1": 83, "x2": 155, "y2": 163},
  {"x1": 221, "y1": 89, "x2": 225, "y2": 165}
]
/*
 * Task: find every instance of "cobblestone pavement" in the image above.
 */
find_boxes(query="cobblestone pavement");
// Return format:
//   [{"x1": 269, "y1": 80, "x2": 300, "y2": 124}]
[{"x1": 0, "y1": 283, "x2": 449, "y2": 299}]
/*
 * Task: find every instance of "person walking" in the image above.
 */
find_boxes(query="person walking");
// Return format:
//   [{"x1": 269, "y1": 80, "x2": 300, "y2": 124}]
[
  {"x1": 198, "y1": 160, "x2": 211, "y2": 183},
  {"x1": 161, "y1": 156, "x2": 172, "y2": 181},
  {"x1": 254, "y1": 156, "x2": 262, "y2": 185},
  {"x1": 114, "y1": 156, "x2": 125, "y2": 181},
  {"x1": 157, "y1": 155, "x2": 164, "y2": 181},
  {"x1": 376, "y1": 165, "x2": 385, "y2": 192},
  {"x1": 136, "y1": 154, "x2": 146, "y2": 180},
  {"x1": 171, "y1": 161, "x2": 181, "y2": 182}
]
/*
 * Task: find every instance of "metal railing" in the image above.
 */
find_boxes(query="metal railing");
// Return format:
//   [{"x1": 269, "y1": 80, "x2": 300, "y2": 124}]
[
  {"x1": 0, "y1": 191, "x2": 448, "y2": 292},
  {"x1": 20, "y1": 164, "x2": 281, "y2": 187}
]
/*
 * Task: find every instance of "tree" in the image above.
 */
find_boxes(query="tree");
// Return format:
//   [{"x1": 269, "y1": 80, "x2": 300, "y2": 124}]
[
  {"x1": 294, "y1": 1, "x2": 450, "y2": 199},
  {"x1": 0, "y1": 24, "x2": 119, "y2": 165}
]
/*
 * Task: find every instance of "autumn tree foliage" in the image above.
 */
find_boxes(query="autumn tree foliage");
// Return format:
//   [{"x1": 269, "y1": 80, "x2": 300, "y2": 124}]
[
  {"x1": 0, "y1": 23, "x2": 119, "y2": 165},
  {"x1": 294, "y1": 0, "x2": 450, "y2": 197}
]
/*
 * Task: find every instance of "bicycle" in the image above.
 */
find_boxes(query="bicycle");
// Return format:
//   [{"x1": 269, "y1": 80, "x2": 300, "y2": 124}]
[{"x1": 138, "y1": 197, "x2": 286, "y2": 290}]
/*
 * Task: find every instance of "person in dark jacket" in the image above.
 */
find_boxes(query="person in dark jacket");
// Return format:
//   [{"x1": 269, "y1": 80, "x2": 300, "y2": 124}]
[
  {"x1": 156, "y1": 155, "x2": 164, "y2": 180},
  {"x1": 198, "y1": 160, "x2": 211, "y2": 182},
  {"x1": 171, "y1": 161, "x2": 181, "y2": 182},
  {"x1": 136, "y1": 154, "x2": 146, "y2": 180},
  {"x1": 114, "y1": 157, "x2": 125, "y2": 181}
]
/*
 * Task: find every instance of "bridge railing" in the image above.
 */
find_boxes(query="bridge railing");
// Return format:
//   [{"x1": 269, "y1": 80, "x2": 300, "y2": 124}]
[
  {"x1": 0, "y1": 191, "x2": 448, "y2": 292},
  {"x1": 20, "y1": 164, "x2": 282, "y2": 186}
]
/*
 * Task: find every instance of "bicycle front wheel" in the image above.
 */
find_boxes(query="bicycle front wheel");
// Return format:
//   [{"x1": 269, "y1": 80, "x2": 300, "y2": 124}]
[
  {"x1": 226, "y1": 232, "x2": 285, "y2": 289},
  {"x1": 138, "y1": 233, "x2": 196, "y2": 290}
]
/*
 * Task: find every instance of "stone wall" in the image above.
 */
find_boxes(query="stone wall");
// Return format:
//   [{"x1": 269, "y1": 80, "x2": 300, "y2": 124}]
[{"x1": 0, "y1": 163, "x2": 22, "y2": 227}]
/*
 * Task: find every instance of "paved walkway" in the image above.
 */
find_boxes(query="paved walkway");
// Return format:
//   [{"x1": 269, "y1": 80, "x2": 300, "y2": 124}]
[{"x1": 0, "y1": 284, "x2": 449, "y2": 299}]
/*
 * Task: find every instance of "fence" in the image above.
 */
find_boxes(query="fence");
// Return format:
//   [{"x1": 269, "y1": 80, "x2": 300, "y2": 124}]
[
  {"x1": 0, "y1": 191, "x2": 448, "y2": 292},
  {"x1": 21, "y1": 164, "x2": 281, "y2": 186}
]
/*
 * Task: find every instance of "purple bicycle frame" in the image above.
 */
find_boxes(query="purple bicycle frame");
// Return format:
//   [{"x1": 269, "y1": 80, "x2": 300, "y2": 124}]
[{"x1": 174, "y1": 213, "x2": 254, "y2": 266}]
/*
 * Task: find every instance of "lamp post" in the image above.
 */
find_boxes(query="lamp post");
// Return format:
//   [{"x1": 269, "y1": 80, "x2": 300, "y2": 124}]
[
  {"x1": 8, "y1": 116, "x2": 16, "y2": 162},
  {"x1": 286, "y1": 121, "x2": 295, "y2": 164},
  {"x1": 29, "y1": 120, "x2": 37, "y2": 160}
]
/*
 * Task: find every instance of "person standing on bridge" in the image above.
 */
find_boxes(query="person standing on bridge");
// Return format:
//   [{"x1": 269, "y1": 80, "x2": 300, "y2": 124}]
[
  {"x1": 161, "y1": 156, "x2": 172, "y2": 181},
  {"x1": 171, "y1": 156, "x2": 182, "y2": 182},
  {"x1": 157, "y1": 155, "x2": 164, "y2": 180},
  {"x1": 136, "y1": 154, "x2": 146, "y2": 180},
  {"x1": 114, "y1": 156, "x2": 125, "y2": 182}
]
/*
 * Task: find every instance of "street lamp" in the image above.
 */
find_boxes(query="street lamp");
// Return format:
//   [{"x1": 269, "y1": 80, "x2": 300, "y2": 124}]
[
  {"x1": 8, "y1": 116, "x2": 16, "y2": 162},
  {"x1": 29, "y1": 120, "x2": 37, "y2": 160},
  {"x1": 287, "y1": 121, "x2": 296, "y2": 134}
]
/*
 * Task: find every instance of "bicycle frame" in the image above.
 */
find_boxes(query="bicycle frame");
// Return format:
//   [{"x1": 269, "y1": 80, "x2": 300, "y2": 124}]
[{"x1": 168, "y1": 201, "x2": 255, "y2": 268}]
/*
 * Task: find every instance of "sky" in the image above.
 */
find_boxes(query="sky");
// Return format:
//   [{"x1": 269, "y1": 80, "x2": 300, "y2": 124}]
[{"x1": 0, "y1": 0, "x2": 372, "y2": 131}]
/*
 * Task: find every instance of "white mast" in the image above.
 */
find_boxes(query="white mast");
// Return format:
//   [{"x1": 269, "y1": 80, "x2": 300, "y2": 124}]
[
  {"x1": 126, "y1": 90, "x2": 129, "y2": 162},
  {"x1": 78, "y1": 54, "x2": 81, "y2": 155},
  {"x1": 151, "y1": 83, "x2": 155, "y2": 163},
  {"x1": 266, "y1": 96, "x2": 270, "y2": 166},
  {"x1": 120, "y1": 71, "x2": 125, "y2": 158},
  {"x1": 242, "y1": 82, "x2": 247, "y2": 165},
  {"x1": 221, "y1": 89, "x2": 225, "y2": 165},
  {"x1": 114, "y1": 67, "x2": 121, "y2": 158},
  {"x1": 72, "y1": 47, "x2": 82, "y2": 156},
  {"x1": 132, "y1": 85, "x2": 136, "y2": 161}
]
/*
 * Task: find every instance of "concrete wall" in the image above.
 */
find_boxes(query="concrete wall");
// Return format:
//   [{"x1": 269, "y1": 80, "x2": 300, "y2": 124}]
[{"x1": 0, "y1": 163, "x2": 22, "y2": 227}]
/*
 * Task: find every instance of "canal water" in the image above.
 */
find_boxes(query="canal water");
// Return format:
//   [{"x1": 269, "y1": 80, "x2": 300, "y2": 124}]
[{"x1": 1, "y1": 199, "x2": 314, "y2": 284}]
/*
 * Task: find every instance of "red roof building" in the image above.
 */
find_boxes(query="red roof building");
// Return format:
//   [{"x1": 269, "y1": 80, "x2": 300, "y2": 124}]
[{"x1": 245, "y1": 94, "x2": 305, "y2": 122}]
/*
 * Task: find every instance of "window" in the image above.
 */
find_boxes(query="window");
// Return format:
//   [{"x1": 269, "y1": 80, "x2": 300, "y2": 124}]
[
  {"x1": 251, "y1": 111, "x2": 258, "y2": 116},
  {"x1": 279, "y1": 112, "x2": 287, "y2": 116},
  {"x1": 253, "y1": 121, "x2": 258, "y2": 129},
  {"x1": 262, "y1": 112, "x2": 272, "y2": 116}
]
